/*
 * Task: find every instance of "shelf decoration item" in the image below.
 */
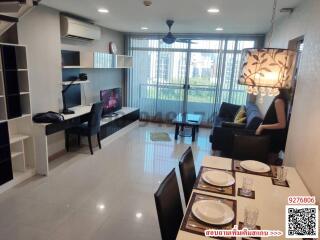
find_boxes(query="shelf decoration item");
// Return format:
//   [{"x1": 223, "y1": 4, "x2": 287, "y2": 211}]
[
  {"x1": 62, "y1": 77, "x2": 79, "y2": 114},
  {"x1": 109, "y1": 42, "x2": 118, "y2": 54},
  {"x1": 238, "y1": 0, "x2": 297, "y2": 97},
  {"x1": 79, "y1": 73, "x2": 87, "y2": 81}
]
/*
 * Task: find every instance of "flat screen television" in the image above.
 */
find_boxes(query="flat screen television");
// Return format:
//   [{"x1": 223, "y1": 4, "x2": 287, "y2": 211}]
[{"x1": 100, "y1": 88, "x2": 122, "y2": 117}]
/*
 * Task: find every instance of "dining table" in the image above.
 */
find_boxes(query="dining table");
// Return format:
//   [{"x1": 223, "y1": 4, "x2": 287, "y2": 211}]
[{"x1": 176, "y1": 156, "x2": 311, "y2": 240}]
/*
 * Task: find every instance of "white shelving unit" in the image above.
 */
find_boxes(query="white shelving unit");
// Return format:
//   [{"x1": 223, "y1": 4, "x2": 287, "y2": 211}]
[
  {"x1": 0, "y1": 43, "x2": 36, "y2": 194},
  {"x1": 76, "y1": 50, "x2": 133, "y2": 69},
  {"x1": 62, "y1": 80, "x2": 90, "y2": 85},
  {"x1": 116, "y1": 55, "x2": 133, "y2": 68},
  {"x1": 62, "y1": 66, "x2": 91, "y2": 69}
]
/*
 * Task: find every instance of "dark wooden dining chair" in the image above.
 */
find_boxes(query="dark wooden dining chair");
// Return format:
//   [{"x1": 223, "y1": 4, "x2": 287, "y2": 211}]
[
  {"x1": 232, "y1": 134, "x2": 270, "y2": 163},
  {"x1": 154, "y1": 169, "x2": 183, "y2": 240},
  {"x1": 66, "y1": 102, "x2": 103, "y2": 155},
  {"x1": 179, "y1": 146, "x2": 196, "y2": 205}
]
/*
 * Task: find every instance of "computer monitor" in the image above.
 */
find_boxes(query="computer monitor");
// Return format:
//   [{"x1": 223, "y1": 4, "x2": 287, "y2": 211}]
[{"x1": 100, "y1": 88, "x2": 122, "y2": 116}]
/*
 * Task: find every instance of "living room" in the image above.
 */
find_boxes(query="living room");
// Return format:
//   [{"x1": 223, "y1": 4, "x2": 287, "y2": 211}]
[{"x1": 0, "y1": 0, "x2": 319, "y2": 239}]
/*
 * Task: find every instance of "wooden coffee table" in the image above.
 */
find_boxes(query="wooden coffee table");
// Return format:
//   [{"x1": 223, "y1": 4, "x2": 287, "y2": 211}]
[{"x1": 173, "y1": 113, "x2": 202, "y2": 142}]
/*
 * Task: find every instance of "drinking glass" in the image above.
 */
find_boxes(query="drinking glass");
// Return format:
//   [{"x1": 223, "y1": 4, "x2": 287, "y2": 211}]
[
  {"x1": 277, "y1": 167, "x2": 288, "y2": 182},
  {"x1": 244, "y1": 206, "x2": 259, "y2": 229},
  {"x1": 241, "y1": 177, "x2": 253, "y2": 197}
]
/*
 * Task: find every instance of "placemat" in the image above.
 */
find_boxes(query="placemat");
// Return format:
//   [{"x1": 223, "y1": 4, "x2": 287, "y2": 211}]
[
  {"x1": 232, "y1": 160, "x2": 277, "y2": 178},
  {"x1": 194, "y1": 167, "x2": 236, "y2": 196},
  {"x1": 237, "y1": 188, "x2": 255, "y2": 199},
  {"x1": 180, "y1": 192, "x2": 237, "y2": 240},
  {"x1": 272, "y1": 178, "x2": 290, "y2": 188}
]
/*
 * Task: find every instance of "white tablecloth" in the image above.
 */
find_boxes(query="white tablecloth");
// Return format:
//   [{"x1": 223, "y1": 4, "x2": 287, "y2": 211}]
[{"x1": 176, "y1": 156, "x2": 310, "y2": 240}]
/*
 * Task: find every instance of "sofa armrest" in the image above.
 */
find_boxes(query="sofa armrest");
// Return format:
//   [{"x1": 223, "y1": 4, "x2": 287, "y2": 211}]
[{"x1": 221, "y1": 121, "x2": 246, "y2": 129}]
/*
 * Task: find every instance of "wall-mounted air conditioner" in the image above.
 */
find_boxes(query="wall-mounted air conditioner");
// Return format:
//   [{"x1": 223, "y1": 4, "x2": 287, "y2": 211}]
[{"x1": 60, "y1": 16, "x2": 101, "y2": 41}]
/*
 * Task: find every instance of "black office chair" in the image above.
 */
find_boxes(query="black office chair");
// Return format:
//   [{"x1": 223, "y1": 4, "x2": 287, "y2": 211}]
[
  {"x1": 154, "y1": 169, "x2": 183, "y2": 240},
  {"x1": 66, "y1": 102, "x2": 103, "y2": 155},
  {"x1": 232, "y1": 134, "x2": 270, "y2": 163},
  {"x1": 179, "y1": 147, "x2": 196, "y2": 205}
]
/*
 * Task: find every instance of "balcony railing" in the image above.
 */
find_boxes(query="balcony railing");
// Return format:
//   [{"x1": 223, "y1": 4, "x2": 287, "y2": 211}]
[{"x1": 138, "y1": 83, "x2": 247, "y2": 125}]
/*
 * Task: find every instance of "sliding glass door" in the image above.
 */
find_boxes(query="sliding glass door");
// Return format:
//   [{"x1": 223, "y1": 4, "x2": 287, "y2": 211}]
[
  {"x1": 127, "y1": 36, "x2": 262, "y2": 125},
  {"x1": 186, "y1": 40, "x2": 223, "y2": 123}
]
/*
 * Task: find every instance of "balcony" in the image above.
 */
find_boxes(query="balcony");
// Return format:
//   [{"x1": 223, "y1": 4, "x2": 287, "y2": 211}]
[{"x1": 138, "y1": 83, "x2": 247, "y2": 125}]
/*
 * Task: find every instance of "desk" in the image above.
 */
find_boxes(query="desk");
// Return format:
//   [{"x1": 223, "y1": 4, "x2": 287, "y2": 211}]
[
  {"x1": 33, "y1": 106, "x2": 139, "y2": 175},
  {"x1": 177, "y1": 156, "x2": 310, "y2": 240}
]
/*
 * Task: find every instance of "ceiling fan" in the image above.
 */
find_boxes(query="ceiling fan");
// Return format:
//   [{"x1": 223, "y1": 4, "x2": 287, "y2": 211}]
[{"x1": 162, "y1": 20, "x2": 192, "y2": 44}]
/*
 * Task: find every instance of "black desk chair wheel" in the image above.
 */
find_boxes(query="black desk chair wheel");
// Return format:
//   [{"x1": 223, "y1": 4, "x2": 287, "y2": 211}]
[
  {"x1": 179, "y1": 146, "x2": 196, "y2": 205},
  {"x1": 66, "y1": 102, "x2": 103, "y2": 155},
  {"x1": 154, "y1": 169, "x2": 183, "y2": 240}
]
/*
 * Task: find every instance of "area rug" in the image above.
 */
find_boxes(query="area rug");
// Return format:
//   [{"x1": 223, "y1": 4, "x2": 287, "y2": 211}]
[{"x1": 150, "y1": 132, "x2": 171, "y2": 142}]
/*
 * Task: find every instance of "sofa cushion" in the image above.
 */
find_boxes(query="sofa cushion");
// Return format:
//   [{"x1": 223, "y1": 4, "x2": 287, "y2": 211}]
[
  {"x1": 245, "y1": 103, "x2": 263, "y2": 130},
  {"x1": 234, "y1": 106, "x2": 246, "y2": 124}
]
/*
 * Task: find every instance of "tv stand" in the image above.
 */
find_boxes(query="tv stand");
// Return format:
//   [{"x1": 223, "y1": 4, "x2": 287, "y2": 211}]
[
  {"x1": 102, "y1": 112, "x2": 119, "y2": 118},
  {"x1": 33, "y1": 107, "x2": 139, "y2": 175}
]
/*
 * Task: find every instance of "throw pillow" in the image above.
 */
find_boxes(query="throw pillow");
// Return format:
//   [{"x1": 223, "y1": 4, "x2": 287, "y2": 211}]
[{"x1": 234, "y1": 106, "x2": 246, "y2": 124}]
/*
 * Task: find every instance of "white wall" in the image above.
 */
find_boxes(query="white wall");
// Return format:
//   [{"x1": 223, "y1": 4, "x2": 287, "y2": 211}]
[
  {"x1": 256, "y1": 1, "x2": 310, "y2": 115},
  {"x1": 258, "y1": 0, "x2": 320, "y2": 201},
  {"x1": 17, "y1": 5, "x2": 124, "y2": 156},
  {"x1": 61, "y1": 28, "x2": 125, "y2": 104},
  {"x1": 18, "y1": 6, "x2": 62, "y2": 114}
]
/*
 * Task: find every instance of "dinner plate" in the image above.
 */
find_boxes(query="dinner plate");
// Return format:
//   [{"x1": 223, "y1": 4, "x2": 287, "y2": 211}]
[
  {"x1": 201, "y1": 170, "x2": 235, "y2": 187},
  {"x1": 240, "y1": 160, "x2": 270, "y2": 173},
  {"x1": 192, "y1": 200, "x2": 234, "y2": 225}
]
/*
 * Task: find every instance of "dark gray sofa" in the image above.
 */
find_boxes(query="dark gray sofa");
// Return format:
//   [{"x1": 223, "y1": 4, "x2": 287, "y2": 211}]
[{"x1": 209, "y1": 102, "x2": 263, "y2": 155}]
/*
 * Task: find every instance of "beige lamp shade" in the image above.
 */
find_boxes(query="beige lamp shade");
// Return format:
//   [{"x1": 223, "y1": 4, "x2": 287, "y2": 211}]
[{"x1": 238, "y1": 48, "x2": 297, "y2": 96}]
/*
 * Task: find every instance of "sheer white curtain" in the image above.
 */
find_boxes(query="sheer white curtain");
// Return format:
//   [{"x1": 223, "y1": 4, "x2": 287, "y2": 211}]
[{"x1": 126, "y1": 35, "x2": 263, "y2": 125}]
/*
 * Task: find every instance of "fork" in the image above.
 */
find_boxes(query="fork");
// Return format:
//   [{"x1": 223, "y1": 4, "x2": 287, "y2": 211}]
[
  {"x1": 199, "y1": 184, "x2": 225, "y2": 192},
  {"x1": 188, "y1": 223, "x2": 207, "y2": 231}
]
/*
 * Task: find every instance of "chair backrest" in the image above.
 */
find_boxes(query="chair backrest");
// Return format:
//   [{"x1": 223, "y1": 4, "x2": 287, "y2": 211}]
[
  {"x1": 88, "y1": 102, "x2": 103, "y2": 134},
  {"x1": 218, "y1": 102, "x2": 241, "y2": 120},
  {"x1": 179, "y1": 147, "x2": 196, "y2": 205},
  {"x1": 232, "y1": 134, "x2": 270, "y2": 163},
  {"x1": 154, "y1": 169, "x2": 183, "y2": 240}
]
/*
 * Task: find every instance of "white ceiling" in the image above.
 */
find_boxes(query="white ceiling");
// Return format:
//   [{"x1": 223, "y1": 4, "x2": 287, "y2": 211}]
[{"x1": 41, "y1": 0, "x2": 302, "y2": 34}]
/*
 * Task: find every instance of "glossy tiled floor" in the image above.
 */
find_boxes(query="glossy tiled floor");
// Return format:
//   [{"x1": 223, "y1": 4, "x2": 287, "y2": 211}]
[{"x1": 0, "y1": 123, "x2": 212, "y2": 240}]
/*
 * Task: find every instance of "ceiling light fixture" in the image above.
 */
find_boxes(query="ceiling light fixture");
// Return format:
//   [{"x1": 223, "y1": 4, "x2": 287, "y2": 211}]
[
  {"x1": 98, "y1": 8, "x2": 109, "y2": 13},
  {"x1": 143, "y1": 0, "x2": 152, "y2": 7},
  {"x1": 216, "y1": 27, "x2": 224, "y2": 31},
  {"x1": 208, "y1": 8, "x2": 220, "y2": 13},
  {"x1": 141, "y1": 27, "x2": 149, "y2": 30},
  {"x1": 238, "y1": 0, "x2": 297, "y2": 98},
  {"x1": 96, "y1": 204, "x2": 106, "y2": 211}
]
